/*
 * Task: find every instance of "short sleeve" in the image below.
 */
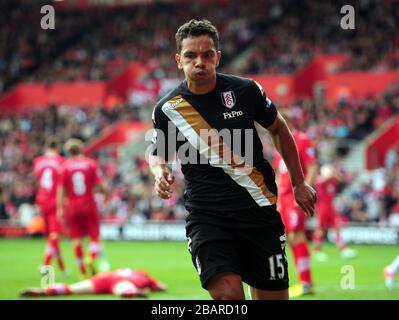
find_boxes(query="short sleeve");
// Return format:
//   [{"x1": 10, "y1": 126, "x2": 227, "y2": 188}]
[
  {"x1": 151, "y1": 104, "x2": 174, "y2": 162},
  {"x1": 251, "y1": 81, "x2": 278, "y2": 128}
]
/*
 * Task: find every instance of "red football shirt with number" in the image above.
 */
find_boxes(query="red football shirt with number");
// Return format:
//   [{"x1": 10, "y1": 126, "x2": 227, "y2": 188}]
[
  {"x1": 33, "y1": 155, "x2": 64, "y2": 234},
  {"x1": 59, "y1": 156, "x2": 103, "y2": 238},
  {"x1": 274, "y1": 131, "x2": 316, "y2": 232}
]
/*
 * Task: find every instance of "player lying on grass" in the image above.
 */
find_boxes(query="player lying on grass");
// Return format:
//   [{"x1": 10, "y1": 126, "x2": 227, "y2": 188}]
[{"x1": 20, "y1": 268, "x2": 167, "y2": 298}]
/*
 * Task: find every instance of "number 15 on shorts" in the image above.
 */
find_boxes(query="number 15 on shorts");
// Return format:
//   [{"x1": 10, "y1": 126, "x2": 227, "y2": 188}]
[{"x1": 268, "y1": 254, "x2": 285, "y2": 280}]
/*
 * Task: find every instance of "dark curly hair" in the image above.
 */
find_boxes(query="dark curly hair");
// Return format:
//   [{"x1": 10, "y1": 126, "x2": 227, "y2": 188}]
[{"x1": 175, "y1": 19, "x2": 219, "y2": 53}]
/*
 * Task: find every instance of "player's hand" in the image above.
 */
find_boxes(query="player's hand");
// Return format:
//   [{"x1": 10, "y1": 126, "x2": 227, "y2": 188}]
[
  {"x1": 293, "y1": 182, "x2": 317, "y2": 217},
  {"x1": 155, "y1": 281, "x2": 168, "y2": 292},
  {"x1": 153, "y1": 166, "x2": 175, "y2": 200}
]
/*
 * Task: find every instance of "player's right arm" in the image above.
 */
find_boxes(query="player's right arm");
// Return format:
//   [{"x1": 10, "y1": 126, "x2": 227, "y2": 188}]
[
  {"x1": 57, "y1": 165, "x2": 66, "y2": 223},
  {"x1": 149, "y1": 157, "x2": 174, "y2": 200},
  {"x1": 149, "y1": 104, "x2": 175, "y2": 200},
  {"x1": 93, "y1": 162, "x2": 109, "y2": 202},
  {"x1": 56, "y1": 185, "x2": 65, "y2": 223}
]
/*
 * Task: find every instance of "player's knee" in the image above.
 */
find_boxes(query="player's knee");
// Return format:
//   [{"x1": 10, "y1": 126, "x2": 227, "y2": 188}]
[
  {"x1": 209, "y1": 288, "x2": 244, "y2": 300},
  {"x1": 207, "y1": 273, "x2": 244, "y2": 300},
  {"x1": 73, "y1": 238, "x2": 83, "y2": 245},
  {"x1": 49, "y1": 232, "x2": 59, "y2": 239},
  {"x1": 287, "y1": 232, "x2": 296, "y2": 244},
  {"x1": 288, "y1": 230, "x2": 305, "y2": 245},
  {"x1": 250, "y1": 288, "x2": 288, "y2": 300}
]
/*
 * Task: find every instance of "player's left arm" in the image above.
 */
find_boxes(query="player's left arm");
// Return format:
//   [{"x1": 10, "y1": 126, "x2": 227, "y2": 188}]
[
  {"x1": 95, "y1": 182, "x2": 108, "y2": 198},
  {"x1": 146, "y1": 274, "x2": 168, "y2": 292},
  {"x1": 93, "y1": 163, "x2": 110, "y2": 201},
  {"x1": 251, "y1": 80, "x2": 316, "y2": 216},
  {"x1": 56, "y1": 185, "x2": 65, "y2": 222},
  {"x1": 152, "y1": 280, "x2": 168, "y2": 292},
  {"x1": 267, "y1": 113, "x2": 305, "y2": 186},
  {"x1": 267, "y1": 114, "x2": 317, "y2": 217}
]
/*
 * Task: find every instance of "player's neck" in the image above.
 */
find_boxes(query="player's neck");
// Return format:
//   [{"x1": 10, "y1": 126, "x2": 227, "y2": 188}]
[
  {"x1": 45, "y1": 150, "x2": 58, "y2": 156},
  {"x1": 186, "y1": 77, "x2": 217, "y2": 95}
]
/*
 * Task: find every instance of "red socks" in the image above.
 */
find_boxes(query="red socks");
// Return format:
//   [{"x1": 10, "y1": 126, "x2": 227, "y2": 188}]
[
  {"x1": 45, "y1": 284, "x2": 72, "y2": 296},
  {"x1": 292, "y1": 241, "x2": 313, "y2": 286},
  {"x1": 43, "y1": 239, "x2": 55, "y2": 266},
  {"x1": 43, "y1": 237, "x2": 65, "y2": 272},
  {"x1": 89, "y1": 240, "x2": 101, "y2": 262},
  {"x1": 74, "y1": 242, "x2": 86, "y2": 275},
  {"x1": 335, "y1": 233, "x2": 347, "y2": 252},
  {"x1": 313, "y1": 232, "x2": 323, "y2": 252}
]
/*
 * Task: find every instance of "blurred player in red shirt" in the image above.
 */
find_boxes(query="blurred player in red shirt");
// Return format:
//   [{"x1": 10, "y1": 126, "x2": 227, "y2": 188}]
[
  {"x1": 313, "y1": 164, "x2": 357, "y2": 261},
  {"x1": 58, "y1": 138, "x2": 109, "y2": 277},
  {"x1": 273, "y1": 111, "x2": 318, "y2": 297},
  {"x1": 20, "y1": 268, "x2": 167, "y2": 298},
  {"x1": 33, "y1": 137, "x2": 66, "y2": 274}
]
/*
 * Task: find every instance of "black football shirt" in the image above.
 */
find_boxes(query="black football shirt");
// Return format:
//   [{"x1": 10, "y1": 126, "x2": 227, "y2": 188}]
[{"x1": 152, "y1": 73, "x2": 278, "y2": 212}]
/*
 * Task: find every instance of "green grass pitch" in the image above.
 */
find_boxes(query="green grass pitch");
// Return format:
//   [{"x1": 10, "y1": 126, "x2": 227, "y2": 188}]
[{"x1": 0, "y1": 238, "x2": 398, "y2": 300}]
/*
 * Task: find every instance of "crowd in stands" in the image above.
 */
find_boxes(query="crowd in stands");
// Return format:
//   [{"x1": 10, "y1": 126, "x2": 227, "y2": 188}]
[
  {"x1": 0, "y1": 1, "x2": 96, "y2": 93},
  {"x1": 1, "y1": 0, "x2": 399, "y2": 227},
  {"x1": 240, "y1": 0, "x2": 399, "y2": 74},
  {"x1": 1, "y1": 0, "x2": 398, "y2": 94}
]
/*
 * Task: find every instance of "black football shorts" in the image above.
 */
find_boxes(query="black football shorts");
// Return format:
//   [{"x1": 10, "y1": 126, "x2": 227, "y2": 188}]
[{"x1": 185, "y1": 205, "x2": 289, "y2": 291}]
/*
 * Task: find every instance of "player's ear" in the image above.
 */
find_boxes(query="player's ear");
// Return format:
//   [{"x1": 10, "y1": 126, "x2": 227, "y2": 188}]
[
  {"x1": 175, "y1": 53, "x2": 183, "y2": 70},
  {"x1": 216, "y1": 51, "x2": 221, "y2": 67}
]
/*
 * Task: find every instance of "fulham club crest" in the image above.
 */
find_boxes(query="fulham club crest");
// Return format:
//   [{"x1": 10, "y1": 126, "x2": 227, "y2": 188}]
[{"x1": 221, "y1": 91, "x2": 236, "y2": 108}]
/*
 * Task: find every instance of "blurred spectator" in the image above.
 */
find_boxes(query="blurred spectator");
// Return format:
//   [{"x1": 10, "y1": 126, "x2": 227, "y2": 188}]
[
  {"x1": 0, "y1": 187, "x2": 9, "y2": 221},
  {"x1": 1, "y1": 0, "x2": 398, "y2": 91},
  {"x1": 388, "y1": 203, "x2": 399, "y2": 227},
  {"x1": 346, "y1": 192, "x2": 369, "y2": 222},
  {"x1": 385, "y1": 145, "x2": 399, "y2": 169}
]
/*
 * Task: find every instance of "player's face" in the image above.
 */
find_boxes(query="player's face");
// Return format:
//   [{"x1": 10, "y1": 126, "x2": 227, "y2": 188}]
[{"x1": 175, "y1": 35, "x2": 221, "y2": 88}]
